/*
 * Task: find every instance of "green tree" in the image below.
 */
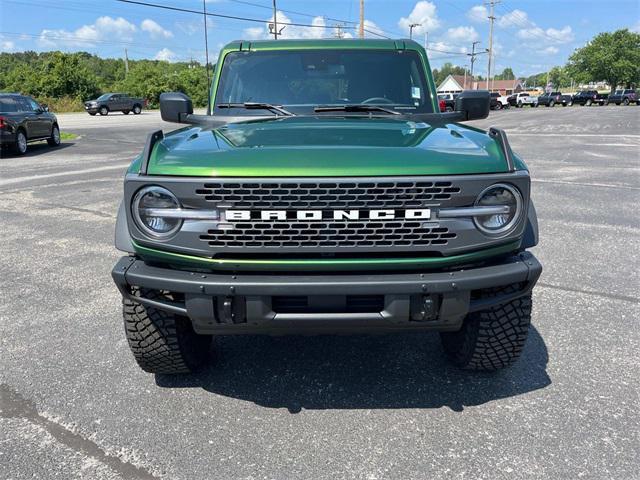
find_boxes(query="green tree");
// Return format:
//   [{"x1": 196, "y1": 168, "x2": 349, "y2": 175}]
[
  {"x1": 567, "y1": 29, "x2": 640, "y2": 91},
  {"x1": 431, "y1": 62, "x2": 467, "y2": 85},
  {"x1": 547, "y1": 66, "x2": 570, "y2": 89},
  {"x1": 495, "y1": 67, "x2": 515, "y2": 80},
  {"x1": 37, "y1": 52, "x2": 100, "y2": 99}
]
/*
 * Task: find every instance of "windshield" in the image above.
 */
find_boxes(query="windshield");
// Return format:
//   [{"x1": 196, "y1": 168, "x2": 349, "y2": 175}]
[
  {"x1": 97, "y1": 94, "x2": 111, "y2": 101},
  {"x1": 214, "y1": 49, "x2": 434, "y2": 115},
  {"x1": 614, "y1": 90, "x2": 623, "y2": 95}
]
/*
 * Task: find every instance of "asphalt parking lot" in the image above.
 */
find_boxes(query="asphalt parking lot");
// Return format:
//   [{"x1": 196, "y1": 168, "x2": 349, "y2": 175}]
[{"x1": 1, "y1": 106, "x2": 639, "y2": 479}]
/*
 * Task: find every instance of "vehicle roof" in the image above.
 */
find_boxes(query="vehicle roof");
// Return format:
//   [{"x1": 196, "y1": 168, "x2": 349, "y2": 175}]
[{"x1": 221, "y1": 38, "x2": 422, "y2": 52}]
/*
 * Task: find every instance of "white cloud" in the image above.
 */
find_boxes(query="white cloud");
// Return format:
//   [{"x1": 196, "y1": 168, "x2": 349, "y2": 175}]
[
  {"x1": 631, "y1": 21, "x2": 640, "y2": 33},
  {"x1": 427, "y1": 41, "x2": 467, "y2": 59},
  {"x1": 398, "y1": 1, "x2": 440, "y2": 36},
  {"x1": 466, "y1": 5, "x2": 487, "y2": 23},
  {"x1": 497, "y1": 9, "x2": 528, "y2": 28},
  {"x1": 517, "y1": 25, "x2": 574, "y2": 44},
  {"x1": 1, "y1": 39, "x2": 16, "y2": 52},
  {"x1": 542, "y1": 46, "x2": 559, "y2": 55},
  {"x1": 242, "y1": 11, "x2": 328, "y2": 40},
  {"x1": 154, "y1": 48, "x2": 176, "y2": 61},
  {"x1": 38, "y1": 16, "x2": 136, "y2": 47},
  {"x1": 361, "y1": 19, "x2": 386, "y2": 38},
  {"x1": 446, "y1": 26, "x2": 478, "y2": 43},
  {"x1": 141, "y1": 19, "x2": 173, "y2": 39}
]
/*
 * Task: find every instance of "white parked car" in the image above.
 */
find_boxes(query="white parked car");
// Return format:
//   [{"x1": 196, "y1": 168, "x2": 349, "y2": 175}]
[
  {"x1": 507, "y1": 92, "x2": 538, "y2": 108},
  {"x1": 490, "y1": 92, "x2": 510, "y2": 110}
]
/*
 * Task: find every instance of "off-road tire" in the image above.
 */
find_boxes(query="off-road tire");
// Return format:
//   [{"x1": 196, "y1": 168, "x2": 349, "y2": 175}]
[
  {"x1": 47, "y1": 124, "x2": 60, "y2": 146},
  {"x1": 123, "y1": 289, "x2": 213, "y2": 374},
  {"x1": 99, "y1": 106, "x2": 109, "y2": 116},
  {"x1": 440, "y1": 289, "x2": 532, "y2": 371}
]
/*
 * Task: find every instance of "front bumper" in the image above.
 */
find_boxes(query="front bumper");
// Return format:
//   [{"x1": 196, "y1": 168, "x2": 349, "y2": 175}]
[{"x1": 112, "y1": 252, "x2": 542, "y2": 335}]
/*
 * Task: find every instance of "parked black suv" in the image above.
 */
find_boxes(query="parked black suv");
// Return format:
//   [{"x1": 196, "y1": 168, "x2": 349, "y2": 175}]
[{"x1": 0, "y1": 93, "x2": 60, "y2": 155}]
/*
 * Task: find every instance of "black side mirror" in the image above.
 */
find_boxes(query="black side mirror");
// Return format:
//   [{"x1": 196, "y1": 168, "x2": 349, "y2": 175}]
[
  {"x1": 160, "y1": 92, "x2": 193, "y2": 123},
  {"x1": 455, "y1": 90, "x2": 490, "y2": 121}
]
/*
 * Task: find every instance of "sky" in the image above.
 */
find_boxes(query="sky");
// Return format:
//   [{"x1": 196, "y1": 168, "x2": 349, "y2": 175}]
[{"x1": 0, "y1": 0, "x2": 638, "y2": 76}]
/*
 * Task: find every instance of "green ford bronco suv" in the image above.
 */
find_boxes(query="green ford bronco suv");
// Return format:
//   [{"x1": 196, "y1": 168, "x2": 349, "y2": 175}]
[{"x1": 112, "y1": 39, "x2": 542, "y2": 374}]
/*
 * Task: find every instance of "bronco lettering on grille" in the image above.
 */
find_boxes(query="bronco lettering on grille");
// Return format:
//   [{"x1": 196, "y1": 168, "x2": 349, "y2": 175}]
[{"x1": 224, "y1": 209, "x2": 431, "y2": 221}]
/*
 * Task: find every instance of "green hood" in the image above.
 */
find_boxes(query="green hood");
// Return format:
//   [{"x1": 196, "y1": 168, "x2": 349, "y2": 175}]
[{"x1": 141, "y1": 117, "x2": 522, "y2": 177}]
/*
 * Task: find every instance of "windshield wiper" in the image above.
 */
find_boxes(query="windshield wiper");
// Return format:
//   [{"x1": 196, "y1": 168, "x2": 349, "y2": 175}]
[
  {"x1": 314, "y1": 104, "x2": 401, "y2": 115},
  {"x1": 217, "y1": 102, "x2": 295, "y2": 116}
]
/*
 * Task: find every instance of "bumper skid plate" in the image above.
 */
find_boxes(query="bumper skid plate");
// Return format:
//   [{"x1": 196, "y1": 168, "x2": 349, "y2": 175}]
[{"x1": 112, "y1": 253, "x2": 542, "y2": 334}]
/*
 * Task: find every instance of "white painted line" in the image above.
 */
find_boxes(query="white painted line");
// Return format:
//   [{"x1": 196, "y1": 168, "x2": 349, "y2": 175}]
[
  {"x1": 0, "y1": 163, "x2": 130, "y2": 187},
  {"x1": 532, "y1": 178, "x2": 640, "y2": 190},
  {"x1": 580, "y1": 143, "x2": 640, "y2": 147},
  {"x1": 508, "y1": 133, "x2": 640, "y2": 138}
]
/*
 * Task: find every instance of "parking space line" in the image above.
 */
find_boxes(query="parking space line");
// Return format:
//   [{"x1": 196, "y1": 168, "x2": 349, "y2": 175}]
[
  {"x1": 537, "y1": 282, "x2": 639, "y2": 304},
  {"x1": 0, "y1": 164, "x2": 130, "y2": 187},
  {"x1": 508, "y1": 133, "x2": 640, "y2": 138},
  {"x1": 532, "y1": 178, "x2": 639, "y2": 190}
]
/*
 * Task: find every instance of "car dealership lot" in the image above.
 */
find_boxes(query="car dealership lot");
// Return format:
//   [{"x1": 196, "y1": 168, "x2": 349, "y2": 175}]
[{"x1": 1, "y1": 107, "x2": 638, "y2": 479}]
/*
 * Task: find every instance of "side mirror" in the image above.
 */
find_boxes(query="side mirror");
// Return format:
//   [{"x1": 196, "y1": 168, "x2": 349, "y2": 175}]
[
  {"x1": 455, "y1": 90, "x2": 490, "y2": 121},
  {"x1": 41, "y1": 104, "x2": 49, "y2": 112},
  {"x1": 160, "y1": 92, "x2": 193, "y2": 123}
]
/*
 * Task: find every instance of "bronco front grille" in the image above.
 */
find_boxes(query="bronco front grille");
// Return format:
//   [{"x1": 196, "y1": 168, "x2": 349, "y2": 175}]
[
  {"x1": 199, "y1": 220, "x2": 456, "y2": 249},
  {"x1": 195, "y1": 180, "x2": 461, "y2": 250},
  {"x1": 195, "y1": 181, "x2": 461, "y2": 209}
]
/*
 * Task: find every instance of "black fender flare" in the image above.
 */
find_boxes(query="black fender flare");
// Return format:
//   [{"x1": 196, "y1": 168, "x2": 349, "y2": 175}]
[
  {"x1": 115, "y1": 201, "x2": 135, "y2": 253},
  {"x1": 522, "y1": 200, "x2": 539, "y2": 249}
]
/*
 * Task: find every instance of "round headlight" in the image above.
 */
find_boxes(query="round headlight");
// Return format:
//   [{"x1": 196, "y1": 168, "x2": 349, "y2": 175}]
[
  {"x1": 474, "y1": 183, "x2": 522, "y2": 236},
  {"x1": 132, "y1": 186, "x2": 182, "y2": 238}
]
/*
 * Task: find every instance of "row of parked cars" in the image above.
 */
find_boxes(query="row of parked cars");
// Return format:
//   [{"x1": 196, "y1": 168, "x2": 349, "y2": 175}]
[{"x1": 438, "y1": 89, "x2": 638, "y2": 111}]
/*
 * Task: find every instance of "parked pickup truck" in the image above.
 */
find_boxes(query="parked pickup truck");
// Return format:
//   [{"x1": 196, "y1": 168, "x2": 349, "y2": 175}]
[
  {"x1": 490, "y1": 92, "x2": 510, "y2": 110},
  {"x1": 84, "y1": 93, "x2": 145, "y2": 116},
  {"x1": 111, "y1": 39, "x2": 541, "y2": 375},
  {"x1": 537, "y1": 91, "x2": 572, "y2": 107},
  {"x1": 437, "y1": 93, "x2": 457, "y2": 112},
  {"x1": 607, "y1": 89, "x2": 638, "y2": 105},
  {"x1": 570, "y1": 90, "x2": 609, "y2": 106},
  {"x1": 508, "y1": 92, "x2": 538, "y2": 107}
]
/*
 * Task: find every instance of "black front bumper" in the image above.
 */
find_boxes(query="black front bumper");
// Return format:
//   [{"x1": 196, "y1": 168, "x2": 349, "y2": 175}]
[{"x1": 112, "y1": 252, "x2": 542, "y2": 334}]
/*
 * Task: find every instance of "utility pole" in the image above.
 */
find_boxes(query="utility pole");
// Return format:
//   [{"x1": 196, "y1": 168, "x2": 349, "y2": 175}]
[
  {"x1": 124, "y1": 48, "x2": 129, "y2": 76},
  {"x1": 409, "y1": 23, "x2": 421, "y2": 40},
  {"x1": 485, "y1": 0, "x2": 499, "y2": 90},
  {"x1": 203, "y1": 0, "x2": 211, "y2": 114},
  {"x1": 333, "y1": 24, "x2": 345, "y2": 39},
  {"x1": 359, "y1": 0, "x2": 364, "y2": 39},
  {"x1": 272, "y1": 0, "x2": 278, "y2": 39},
  {"x1": 424, "y1": 31, "x2": 429, "y2": 50},
  {"x1": 469, "y1": 41, "x2": 480, "y2": 81}
]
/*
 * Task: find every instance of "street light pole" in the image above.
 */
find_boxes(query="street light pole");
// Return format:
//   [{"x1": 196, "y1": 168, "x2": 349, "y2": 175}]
[{"x1": 409, "y1": 23, "x2": 421, "y2": 40}]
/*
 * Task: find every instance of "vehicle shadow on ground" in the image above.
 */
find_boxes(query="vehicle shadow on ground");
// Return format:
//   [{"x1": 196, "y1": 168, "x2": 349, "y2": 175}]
[
  {"x1": 0, "y1": 142, "x2": 74, "y2": 158},
  {"x1": 156, "y1": 326, "x2": 550, "y2": 412}
]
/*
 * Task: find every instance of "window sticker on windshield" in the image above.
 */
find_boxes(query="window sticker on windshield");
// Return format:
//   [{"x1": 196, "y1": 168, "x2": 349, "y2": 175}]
[{"x1": 411, "y1": 87, "x2": 421, "y2": 99}]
